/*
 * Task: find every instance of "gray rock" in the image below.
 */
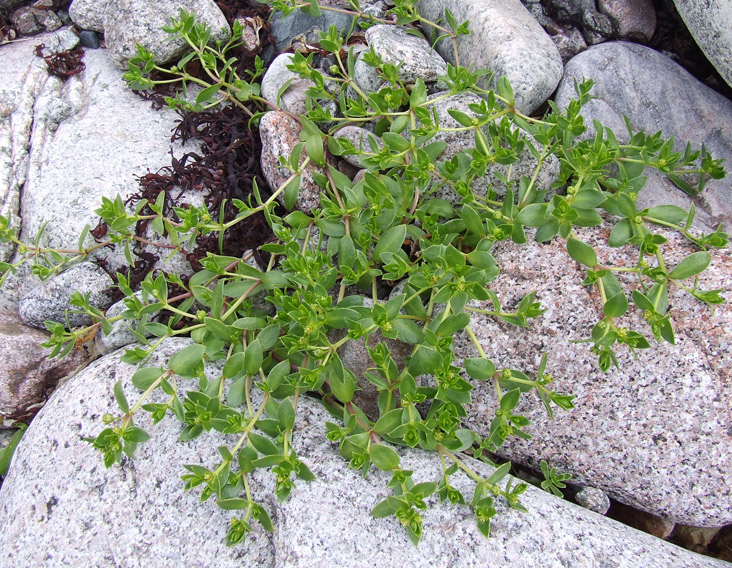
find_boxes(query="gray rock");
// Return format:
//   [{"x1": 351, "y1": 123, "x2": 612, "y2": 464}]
[
  {"x1": 68, "y1": 0, "x2": 108, "y2": 32},
  {"x1": 575, "y1": 486, "x2": 611, "y2": 515},
  {"x1": 555, "y1": 42, "x2": 732, "y2": 231},
  {"x1": 270, "y1": 5, "x2": 353, "y2": 53},
  {"x1": 1, "y1": 45, "x2": 197, "y2": 308},
  {"x1": 0, "y1": 33, "x2": 50, "y2": 264},
  {"x1": 598, "y1": 0, "x2": 657, "y2": 41},
  {"x1": 259, "y1": 111, "x2": 327, "y2": 212},
  {"x1": 261, "y1": 53, "x2": 316, "y2": 116},
  {"x1": 0, "y1": 338, "x2": 275, "y2": 568},
  {"x1": 364, "y1": 24, "x2": 447, "y2": 85},
  {"x1": 34, "y1": 27, "x2": 80, "y2": 57},
  {"x1": 673, "y1": 0, "x2": 732, "y2": 88},
  {"x1": 457, "y1": 226, "x2": 732, "y2": 526},
  {"x1": 424, "y1": 91, "x2": 560, "y2": 204},
  {"x1": 0, "y1": 310, "x2": 89, "y2": 425},
  {"x1": 581, "y1": 9, "x2": 613, "y2": 45},
  {"x1": 78, "y1": 29, "x2": 100, "y2": 49},
  {"x1": 0, "y1": 338, "x2": 726, "y2": 567},
  {"x1": 18, "y1": 262, "x2": 115, "y2": 329},
  {"x1": 353, "y1": 54, "x2": 386, "y2": 94},
  {"x1": 103, "y1": 0, "x2": 230, "y2": 69},
  {"x1": 417, "y1": 0, "x2": 563, "y2": 114},
  {"x1": 334, "y1": 125, "x2": 384, "y2": 168}
]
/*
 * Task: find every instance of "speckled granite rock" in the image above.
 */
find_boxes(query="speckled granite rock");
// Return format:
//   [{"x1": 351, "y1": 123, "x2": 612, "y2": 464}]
[
  {"x1": 457, "y1": 226, "x2": 732, "y2": 526},
  {"x1": 417, "y1": 0, "x2": 563, "y2": 114},
  {"x1": 259, "y1": 111, "x2": 330, "y2": 212},
  {"x1": 68, "y1": 0, "x2": 107, "y2": 32},
  {"x1": 0, "y1": 338, "x2": 726, "y2": 566},
  {"x1": 555, "y1": 42, "x2": 732, "y2": 232},
  {"x1": 102, "y1": 0, "x2": 230, "y2": 69},
  {"x1": 575, "y1": 486, "x2": 611, "y2": 515},
  {"x1": 18, "y1": 262, "x2": 115, "y2": 329},
  {"x1": 672, "y1": 0, "x2": 732, "y2": 88},
  {"x1": 0, "y1": 310, "x2": 89, "y2": 425},
  {"x1": 364, "y1": 24, "x2": 447, "y2": 85}
]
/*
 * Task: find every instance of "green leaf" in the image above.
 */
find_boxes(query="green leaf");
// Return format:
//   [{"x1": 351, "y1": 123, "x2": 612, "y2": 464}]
[
  {"x1": 227, "y1": 376, "x2": 247, "y2": 407},
  {"x1": 131, "y1": 367, "x2": 164, "y2": 390},
  {"x1": 668, "y1": 251, "x2": 710, "y2": 280},
  {"x1": 278, "y1": 398, "x2": 296, "y2": 430},
  {"x1": 169, "y1": 344, "x2": 206, "y2": 376},
  {"x1": 486, "y1": 461, "x2": 511, "y2": 485},
  {"x1": 114, "y1": 380, "x2": 129, "y2": 413},
  {"x1": 371, "y1": 498, "x2": 397, "y2": 518},
  {"x1": 373, "y1": 224, "x2": 407, "y2": 261},
  {"x1": 195, "y1": 82, "x2": 222, "y2": 105},
  {"x1": 461, "y1": 205, "x2": 485, "y2": 237},
  {"x1": 244, "y1": 341, "x2": 263, "y2": 376},
  {"x1": 248, "y1": 433, "x2": 279, "y2": 456},
  {"x1": 329, "y1": 368, "x2": 356, "y2": 404},
  {"x1": 608, "y1": 218, "x2": 633, "y2": 247},
  {"x1": 124, "y1": 426, "x2": 150, "y2": 443},
  {"x1": 516, "y1": 203, "x2": 547, "y2": 227},
  {"x1": 464, "y1": 358, "x2": 496, "y2": 381},
  {"x1": 646, "y1": 205, "x2": 687, "y2": 225},
  {"x1": 389, "y1": 317, "x2": 421, "y2": 344},
  {"x1": 222, "y1": 352, "x2": 245, "y2": 379},
  {"x1": 204, "y1": 317, "x2": 233, "y2": 341},
  {"x1": 370, "y1": 444, "x2": 400, "y2": 471},
  {"x1": 0, "y1": 427, "x2": 26, "y2": 476},
  {"x1": 603, "y1": 292, "x2": 629, "y2": 318},
  {"x1": 217, "y1": 498, "x2": 250, "y2": 510},
  {"x1": 373, "y1": 409, "x2": 404, "y2": 435},
  {"x1": 567, "y1": 238, "x2": 597, "y2": 268},
  {"x1": 283, "y1": 174, "x2": 301, "y2": 211}
]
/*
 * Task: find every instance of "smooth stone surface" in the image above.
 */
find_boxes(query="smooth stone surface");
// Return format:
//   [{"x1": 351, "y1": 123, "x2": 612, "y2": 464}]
[
  {"x1": 259, "y1": 111, "x2": 327, "y2": 213},
  {"x1": 0, "y1": 338, "x2": 726, "y2": 567},
  {"x1": 103, "y1": 0, "x2": 230, "y2": 69},
  {"x1": 0, "y1": 310, "x2": 89, "y2": 425},
  {"x1": 417, "y1": 0, "x2": 563, "y2": 114},
  {"x1": 457, "y1": 226, "x2": 732, "y2": 526},
  {"x1": 673, "y1": 0, "x2": 732, "y2": 88},
  {"x1": 260, "y1": 53, "x2": 315, "y2": 116},
  {"x1": 78, "y1": 29, "x2": 100, "y2": 49},
  {"x1": 364, "y1": 24, "x2": 447, "y2": 85},
  {"x1": 18, "y1": 262, "x2": 115, "y2": 329},
  {"x1": 555, "y1": 42, "x2": 732, "y2": 231},
  {"x1": 1, "y1": 46, "x2": 195, "y2": 308}
]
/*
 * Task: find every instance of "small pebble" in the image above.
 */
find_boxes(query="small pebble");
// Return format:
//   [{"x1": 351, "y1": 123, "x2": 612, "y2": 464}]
[{"x1": 78, "y1": 29, "x2": 100, "y2": 49}]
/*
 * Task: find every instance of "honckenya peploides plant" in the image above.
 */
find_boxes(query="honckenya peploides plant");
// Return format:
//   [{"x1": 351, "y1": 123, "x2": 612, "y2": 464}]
[{"x1": 0, "y1": 0, "x2": 727, "y2": 547}]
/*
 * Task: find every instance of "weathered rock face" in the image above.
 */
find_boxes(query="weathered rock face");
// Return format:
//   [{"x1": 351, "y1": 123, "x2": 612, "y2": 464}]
[
  {"x1": 0, "y1": 39, "x2": 196, "y2": 310},
  {"x1": 555, "y1": 42, "x2": 732, "y2": 232},
  {"x1": 0, "y1": 310, "x2": 89, "y2": 425},
  {"x1": 598, "y1": 0, "x2": 656, "y2": 41},
  {"x1": 672, "y1": 0, "x2": 732, "y2": 89},
  {"x1": 456, "y1": 226, "x2": 732, "y2": 526},
  {"x1": 417, "y1": 0, "x2": 563, "y2": 114},
  {"x1": 0, "y1": 338, "x2": 726, "y2": 566}
]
